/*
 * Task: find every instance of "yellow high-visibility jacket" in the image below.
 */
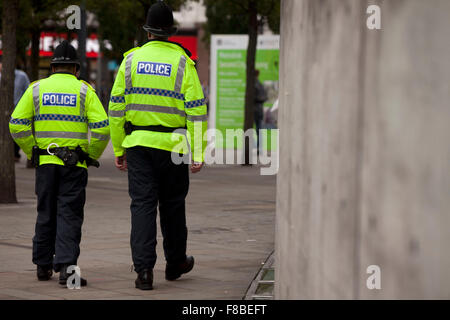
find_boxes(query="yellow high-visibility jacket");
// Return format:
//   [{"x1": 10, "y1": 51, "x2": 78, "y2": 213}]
[
  {"x1": 108, "y1": 40, "x2": 207, "y2": 162},
  {"x1": 9, "y1": 73, "x2": 110, "y2": 168}
]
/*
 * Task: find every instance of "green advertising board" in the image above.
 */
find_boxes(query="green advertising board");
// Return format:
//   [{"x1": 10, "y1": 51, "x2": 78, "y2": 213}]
[{"x1": 210, "y1": 35, "x2": 279, "y2": 150}]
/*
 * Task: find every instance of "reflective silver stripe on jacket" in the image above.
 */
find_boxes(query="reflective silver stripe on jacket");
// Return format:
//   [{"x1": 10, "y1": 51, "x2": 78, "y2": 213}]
[
  {"x1": 11, "y1": 130, "x2": 33, "y2": 139},
  {"x1": 126, "y1": 104, "x2": 186, "y2": 117},
  {"x1": 186, "y1": 114, "x2": 208, "y2": 122},
  {"x1": 35, "y1": 131, "x2": 88, "y2": 139},
  {"x1": 174, "y1": 55, "x2": 187, "y2": 92},
  {"x1": 125, "y1": 52, "x2": 135, "y2": 90},
  {"x1": 32, "y1": 82, "x2": 40, "y2": 115},
  {"x1": 79, "y1": 83, "x2": 88, "y2": 116},
  {"x1": 109, "y1": 110, "x2": 125, "y2": 117},
  {"x1": 91, "y1": 132, "x2": 110, "y2": 141}
]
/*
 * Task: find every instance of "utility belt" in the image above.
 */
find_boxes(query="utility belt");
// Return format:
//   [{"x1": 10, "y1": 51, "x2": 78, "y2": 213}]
[
  {"x1": 124, "y1": 121, "x2": 185, "y2": 135},
  {"x1": 31, "y1": 144, "x2": 100, "y2": 168}
]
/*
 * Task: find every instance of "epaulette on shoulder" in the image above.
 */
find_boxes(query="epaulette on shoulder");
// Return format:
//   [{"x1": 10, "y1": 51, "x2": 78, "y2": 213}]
[
  {"x1": 186, "y1": 55, "x2": 195, "y2": 66},
  {"x1": 81, "y1": 80, "x2": 95, "y2": 92},
  {"x1": 123, "y1": 47, "x2": 140, "y2": 58},
  {"x1": 28, "y1": 80, "x2": 40, "y2": 87}
]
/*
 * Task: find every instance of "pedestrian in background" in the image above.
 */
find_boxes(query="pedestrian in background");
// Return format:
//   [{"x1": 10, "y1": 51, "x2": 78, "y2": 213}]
[
  {"x1": 254, "y1": 69, "x2": 268, "y2": 156},
  {"x1": 0, "y1": 60, "x2": 30, "y2": 162}
]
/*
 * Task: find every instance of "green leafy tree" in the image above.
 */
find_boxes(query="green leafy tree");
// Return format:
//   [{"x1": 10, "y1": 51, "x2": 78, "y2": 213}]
[
  {"x1": 17, "y1": 0, "x2": 72, "y2": 81},
  {"x1": 202, "y1": 0, "x2": 248, "y2": 42}
]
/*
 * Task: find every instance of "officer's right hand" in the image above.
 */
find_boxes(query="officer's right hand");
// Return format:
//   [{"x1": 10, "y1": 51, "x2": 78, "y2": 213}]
[
  {"x1": 115, "y1": 154, "x2": 127, "y2": 171},
  {"x1": 190, "y1": 162, "x2": 203, "y2": 174}
]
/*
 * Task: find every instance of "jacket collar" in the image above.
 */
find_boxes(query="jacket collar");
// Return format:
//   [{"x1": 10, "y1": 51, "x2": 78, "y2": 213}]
[
  {"x1": 144, "y1": 39, "x2": 192, "y2": 57},
  {"x1": 50, "y1": 72, "x2": 77, "y2": 78}
]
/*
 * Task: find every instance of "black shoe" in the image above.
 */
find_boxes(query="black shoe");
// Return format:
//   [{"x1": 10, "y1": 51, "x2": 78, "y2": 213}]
[
  {"x1": 165, "y1": 256, "x2": 194, "y2": 281},
  {"x1": 37, "y1": 265, "x2": 53, "y2": 281},
  {"x1": 135, "y1": 269, "x2": 153, "y2": 290},
  {"x1": 58, "y1": 265, "x2": 87, "y2": 287}
]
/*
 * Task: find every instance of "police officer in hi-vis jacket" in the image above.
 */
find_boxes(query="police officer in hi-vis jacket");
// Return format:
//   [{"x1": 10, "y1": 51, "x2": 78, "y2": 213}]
[
  {"x1": 108, "y1": 1, "x2": 207, "y2": 290},
  {"x1": 9, "y1": 40, "x2": 110, "y2": 286}
]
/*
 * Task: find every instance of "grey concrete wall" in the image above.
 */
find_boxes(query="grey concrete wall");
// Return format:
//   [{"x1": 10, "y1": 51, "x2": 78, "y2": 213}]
[{"x1": 275, "y1": 0, "x2": 450, "y2": 299}]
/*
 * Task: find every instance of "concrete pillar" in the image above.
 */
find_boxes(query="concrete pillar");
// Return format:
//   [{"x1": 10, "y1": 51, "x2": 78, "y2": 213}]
[{"x1": 275, "y1": 0, "x2": 450, "y2": 299}]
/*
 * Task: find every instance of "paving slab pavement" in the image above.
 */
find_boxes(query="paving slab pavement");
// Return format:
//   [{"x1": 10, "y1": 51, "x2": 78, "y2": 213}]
[{"x1": 0, "y1": 145, "x2": 275, "y2": 300}]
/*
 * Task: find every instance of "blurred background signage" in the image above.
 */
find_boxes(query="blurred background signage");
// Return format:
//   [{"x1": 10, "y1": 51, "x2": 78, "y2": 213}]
[{"x1": 210, "y1": 35, "x2": 279, "y2": 150}]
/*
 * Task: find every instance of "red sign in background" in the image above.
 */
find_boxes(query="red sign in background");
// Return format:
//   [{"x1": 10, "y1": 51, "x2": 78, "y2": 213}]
[
  {"x1": 169, "y1": 35, "x2": 198, "y2": 60},
  {"x1": 0, "y1": 33, "x2": 198, "y2": 61}
]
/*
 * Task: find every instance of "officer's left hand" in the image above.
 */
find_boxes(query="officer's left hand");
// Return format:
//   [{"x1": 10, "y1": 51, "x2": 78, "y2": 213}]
[{"x1": 115, "y1": 154, "x2": 127, "y2": 171}]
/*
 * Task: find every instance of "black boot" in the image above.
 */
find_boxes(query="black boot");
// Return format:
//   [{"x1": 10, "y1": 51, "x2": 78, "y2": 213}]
[
  {"x1": 58, "y1": 265, "x2": 87, "y2": 287},
  {"x1": 37, "y1": 265, "x2": 53, "y2": 281},
  {"x1": 165, "y1": 256, "x2": 194, "y2": 281},
  {"x1": 135, "y1": 269, "x2": 153, "y2": 290}
]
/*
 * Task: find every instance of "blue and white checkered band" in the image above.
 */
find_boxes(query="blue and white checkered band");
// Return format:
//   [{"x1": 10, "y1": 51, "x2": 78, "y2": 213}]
[
  {"x1": 89, "y1": 119, "x2": 109, "y2": 129},
  {"x1": 34, "y1": 114, "x2": 87, "y2": 123},
  {"x1": 185, "y1": 99, "x2": 205, "y2": 109},
  {"x1": 110, "y1": 96, "x2": 125, "y2": 103},
  {"x1": 10, "y1": 118, "x2": 32, "y2": 126},
  {"x1": 124, "y1": 87, "x2": 184, "y2": 100}
]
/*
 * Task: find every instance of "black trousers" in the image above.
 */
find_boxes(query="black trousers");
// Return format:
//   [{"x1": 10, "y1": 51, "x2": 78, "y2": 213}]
[
  {"x1": 32, "y1": 164, "x2": 87, "y2": 271},
  {"x1": 127, "y1": 146, "x2": 189, "y2": 273},
  {"x1": 14, "y1": 141, "x2": 21, "y2": 158}
]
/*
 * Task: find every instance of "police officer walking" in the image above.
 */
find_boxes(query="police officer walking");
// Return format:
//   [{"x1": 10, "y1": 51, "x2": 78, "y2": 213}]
[
  {"x1": 9, "y1": 40, "x2": 110, "y2": 286},
  {"x1": 109, "y1": 1, "x2": 207, "y2": 290}
]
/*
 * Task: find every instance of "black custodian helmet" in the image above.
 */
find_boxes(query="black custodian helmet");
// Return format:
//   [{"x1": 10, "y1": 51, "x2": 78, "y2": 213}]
[
  {"x1": 143, "y1": 1, "x2": 178, "y2": 37},
  {"x1": 50, "y1": 40, "x2": 80, "y2": 70}
]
